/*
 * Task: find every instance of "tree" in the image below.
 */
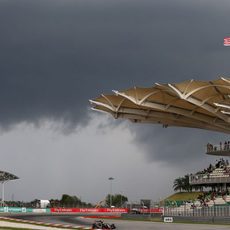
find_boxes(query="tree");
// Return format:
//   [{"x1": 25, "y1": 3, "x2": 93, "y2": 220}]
[
  {"x1": 50, "y1": 199, "x2": 61, "y2": 207},
  {"x1": 173, "y1": 175, "x2": 194, "y2": 192},
  {"x1": 49, "y1": 194, "x2": 93, "y2": 208},
  {"x1": 61, "y1": 194, "x2": 81, "y2": 207},
  {"x1": 105, "y1": 194, "x2": 128, "y2": 207},
  {"x1": 182, "y1": 174, "x2": 192, "y2": 192},
  {"x1": 173, "y1": 177, "x2": 184, "y2": 192}
]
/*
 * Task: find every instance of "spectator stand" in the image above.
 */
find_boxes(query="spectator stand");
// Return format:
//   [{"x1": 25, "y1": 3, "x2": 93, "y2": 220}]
[
  {"x1": 163, "y1": 159, "x2": 230, "y2": 217},
  {"x1": 206, "y1": 141, "x2": 230, "y2": 156},
  {"x1": 190, "y1": 158, "x2": 230, "y2": 185}
]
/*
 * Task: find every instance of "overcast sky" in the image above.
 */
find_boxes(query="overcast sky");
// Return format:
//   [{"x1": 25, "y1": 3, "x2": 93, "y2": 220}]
[{"x1": 0, "y1": 0, "x2": 229, "y2": 204}]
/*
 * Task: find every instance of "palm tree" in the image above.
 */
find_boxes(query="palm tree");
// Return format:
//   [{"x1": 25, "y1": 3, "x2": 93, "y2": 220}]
[
  {"x1": 182, "y1": 174, "x2": 192, "y2": 192},
  {"x1": 173, "y1": 177, "x2": 184, "y2": 192}
]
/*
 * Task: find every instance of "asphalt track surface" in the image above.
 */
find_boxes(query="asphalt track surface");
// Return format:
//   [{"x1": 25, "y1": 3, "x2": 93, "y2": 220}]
[{"x1": 11, "y1": 215, "x2": 230, "y2": 230}]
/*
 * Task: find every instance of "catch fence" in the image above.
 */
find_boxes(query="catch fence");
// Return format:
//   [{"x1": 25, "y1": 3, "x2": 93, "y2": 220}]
[{"x1": 164, "y1": 205, "x2": 230, "y2": 217}]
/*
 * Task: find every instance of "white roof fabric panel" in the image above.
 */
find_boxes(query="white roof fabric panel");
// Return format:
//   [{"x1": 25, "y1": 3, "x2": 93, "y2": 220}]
[
  {"x1": 90, "y1": 77, "x2": 230, "y2": 134},
  {"x1": 0, "y1": 171, "x2": 19, "y2": 182}
]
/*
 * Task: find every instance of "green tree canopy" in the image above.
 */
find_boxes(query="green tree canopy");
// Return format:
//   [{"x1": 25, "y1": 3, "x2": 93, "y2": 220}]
[
  {"x1": 105, "y1": 194, "x2": 128, "y2": 207},
  {"x1": 173, "y1": 174, "x2": 195, "y2": 192}
]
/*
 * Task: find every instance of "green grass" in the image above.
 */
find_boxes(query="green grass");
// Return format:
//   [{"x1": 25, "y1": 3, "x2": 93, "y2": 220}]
[{"x1": 163, "y1": 192, "x2": 203, "y2": 202}]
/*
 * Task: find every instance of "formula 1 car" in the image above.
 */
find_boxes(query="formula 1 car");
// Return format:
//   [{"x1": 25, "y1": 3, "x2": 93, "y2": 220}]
[{"x1": 92, "y1": 220, "x2": 116, "y2": 229}]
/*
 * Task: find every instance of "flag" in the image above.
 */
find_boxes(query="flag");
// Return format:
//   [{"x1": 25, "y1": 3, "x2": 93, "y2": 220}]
[{"x1": 224, "y1": 37, "x2": 230, "y2": 46}]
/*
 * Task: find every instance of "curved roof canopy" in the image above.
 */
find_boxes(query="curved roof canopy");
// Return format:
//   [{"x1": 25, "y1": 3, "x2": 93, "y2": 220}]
[
  {"x1": 90, "y1": 77, "x2": 230, "y2": 134},
  {"x1": 0, "y1": 171, "x2": 19, "y2": 182}
]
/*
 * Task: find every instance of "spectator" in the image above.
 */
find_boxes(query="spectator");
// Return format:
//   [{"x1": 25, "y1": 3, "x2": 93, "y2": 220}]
[{"x1": 224, "y1": 141, "x2": 227, "y2": 150}]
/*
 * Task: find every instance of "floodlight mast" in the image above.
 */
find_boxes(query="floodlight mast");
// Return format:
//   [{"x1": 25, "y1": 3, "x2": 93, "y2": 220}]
[
  {"x1": 0, "y1": 171, "x2": 19, "y2": 207},
  {"x1": 108, "y1": 177, "x2": 114, "y2": 207},
  {"x1": 1, "y1": 180, "x2": 9, "y2": 206},
  {"x1": 1, "y1": 181, "x2": 4, "y2": 206}
]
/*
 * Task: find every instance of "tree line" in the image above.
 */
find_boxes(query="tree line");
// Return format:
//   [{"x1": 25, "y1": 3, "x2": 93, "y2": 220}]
[
  {"x1": 5, "y1": 193, "x2": 128, "y2": 208},
  {"x1": 50, "y1": 194, "x2": 93, "y2": 208}
]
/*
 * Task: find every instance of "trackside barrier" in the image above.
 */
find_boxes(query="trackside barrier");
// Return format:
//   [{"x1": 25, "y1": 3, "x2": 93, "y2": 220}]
[
  {"x1": 32, "y1": 208, "x2": 51, "y2": 213},
  {"x1": 0, "y1": 207, "x2": 163, "y2": 214},
  {"x1": 50, "y1": 208, "x2": 163, "y2": 214},
  {"x1": 138, "y1": 208, "x2": 163, "y2": 214},
  {"x1": 0, "y1": 207, "x2": 50, "y2": 213},
  {"x1": 50, "y1": 208, "x2": 128, "y2": 213}
]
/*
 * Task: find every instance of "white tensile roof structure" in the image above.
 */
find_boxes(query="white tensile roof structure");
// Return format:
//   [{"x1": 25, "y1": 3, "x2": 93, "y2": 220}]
[
  {"x1": 0, "y1": 171, "x2": 19, "y2": 182},
  {"x1": 90, "y1": 77, "x2": 230, "y2": 134}
]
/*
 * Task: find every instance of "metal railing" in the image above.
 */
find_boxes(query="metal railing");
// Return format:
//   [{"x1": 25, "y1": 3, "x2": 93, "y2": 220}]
[
  {"x1": 189, "y1": 174, "x2": 230, "y2": 184},
  {"x1": 164, "y1": 205, "x2": 230, "y2": 217},
  {"x1": 206, "y1": 143, "x2": 230, "y2": 153}
]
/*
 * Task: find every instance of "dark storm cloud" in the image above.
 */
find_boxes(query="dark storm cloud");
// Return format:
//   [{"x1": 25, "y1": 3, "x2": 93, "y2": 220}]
[
  {"x1": 0, "y1": 0, "x2": 229, "y2": 162},
  {"x1": 129, "y1": 124, "x2": 226, "y2": 167}
]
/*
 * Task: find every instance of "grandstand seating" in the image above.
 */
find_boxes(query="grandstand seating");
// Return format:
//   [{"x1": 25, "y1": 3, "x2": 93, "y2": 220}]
[
  {"x1": 166, "y1": 158, "x2": 230, "y2": 217},
  {"x1": 213, "y1": 197, "x2": 226, "y2": 205},
  {"x1": 206, "y1": 200, "x2": 214, "y2": 207},
  {"x1": 209, "y1": 168, "x2": 230, "y2": 178},
  {"x1": 225, "y1": 195, "x2": 230, "y2": 202},
  {"x1": 165, "y1": 196, "x2": 229, "y2": 209},
  {"x1": 166, "y1": 159, "x2": 230, "y2": 211},
  {"x1": 190, "y1": 159, "x2": 230, "y2": 185}
]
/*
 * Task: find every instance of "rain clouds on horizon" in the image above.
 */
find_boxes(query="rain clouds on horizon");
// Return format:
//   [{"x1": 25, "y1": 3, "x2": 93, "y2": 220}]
[{"x1": 0, "y1": 0, "x2": 229, "y2": 201}]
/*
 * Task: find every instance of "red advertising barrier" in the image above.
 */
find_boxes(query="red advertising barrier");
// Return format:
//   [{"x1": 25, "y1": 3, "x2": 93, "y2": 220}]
[
  {"x1": 50, "y1": 208, "x2": 128, "y2": 213},
  {"x1": 50, "y1": 207, "x2": 163, "y2": 214},
  {"x1": 139, "y1": 208, "x2": 163, "y2": 213}
]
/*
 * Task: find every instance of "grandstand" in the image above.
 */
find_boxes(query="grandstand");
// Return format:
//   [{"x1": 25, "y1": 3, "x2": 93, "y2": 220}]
[
  {"x1": 206, "y1": 141, "x2": 230, "y2": 156},
  {"x1": 188, "y1": 159, "x2": 230, "y2": 207},
  {"x1": 163, "y1": 159, "x2": 230, "y2": 216},
  {"x1": 189, "y1": 158, "x2": 230, "y2": 186}
]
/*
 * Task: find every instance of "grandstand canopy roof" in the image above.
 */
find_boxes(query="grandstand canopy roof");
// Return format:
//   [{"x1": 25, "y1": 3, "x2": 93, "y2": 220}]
[
  {"x1": 90, "y1": 77, "x2": 230, "y2": 134},
  {"x1": 0, "y1": 171, "x2": 19, "y2": 183}
]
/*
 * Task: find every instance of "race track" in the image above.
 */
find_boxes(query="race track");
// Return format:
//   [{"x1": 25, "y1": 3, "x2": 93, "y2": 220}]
[{"x1": 11, "y1": 214, "x2": 230, "y2": 230}]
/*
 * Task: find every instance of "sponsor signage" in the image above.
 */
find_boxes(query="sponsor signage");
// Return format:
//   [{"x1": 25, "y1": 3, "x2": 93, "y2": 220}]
[
  {"x1": 50, "y1": 208, "x2": 163, "y2": 214},
  {"x1": 164, "y1": 217, "x2": 173, "y2": 223},
  {"x1": 32, "y1": 208, "x2": 50, "y2": 213},
  {"x1": 138, "y1": 208, "x2": 163, "y2": 213},
  {"x1": 50, "y1": 208, "x2": 128, "y2": 213},
  {"x1": 224, "y1": 37, "x2": 230, "y2": 46},
  {"x1": 0, "y1": 207, "x2": 163, "y2": 214},
  {"x1": 0, "y1": 207, "x2": 50, "y2": 213},
  {"x1": 0, "y1": 207, "x2": 162, "y2": 214},
  {"x1": 0, "y1": 207, "x2": 32, "y2": 213}
]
